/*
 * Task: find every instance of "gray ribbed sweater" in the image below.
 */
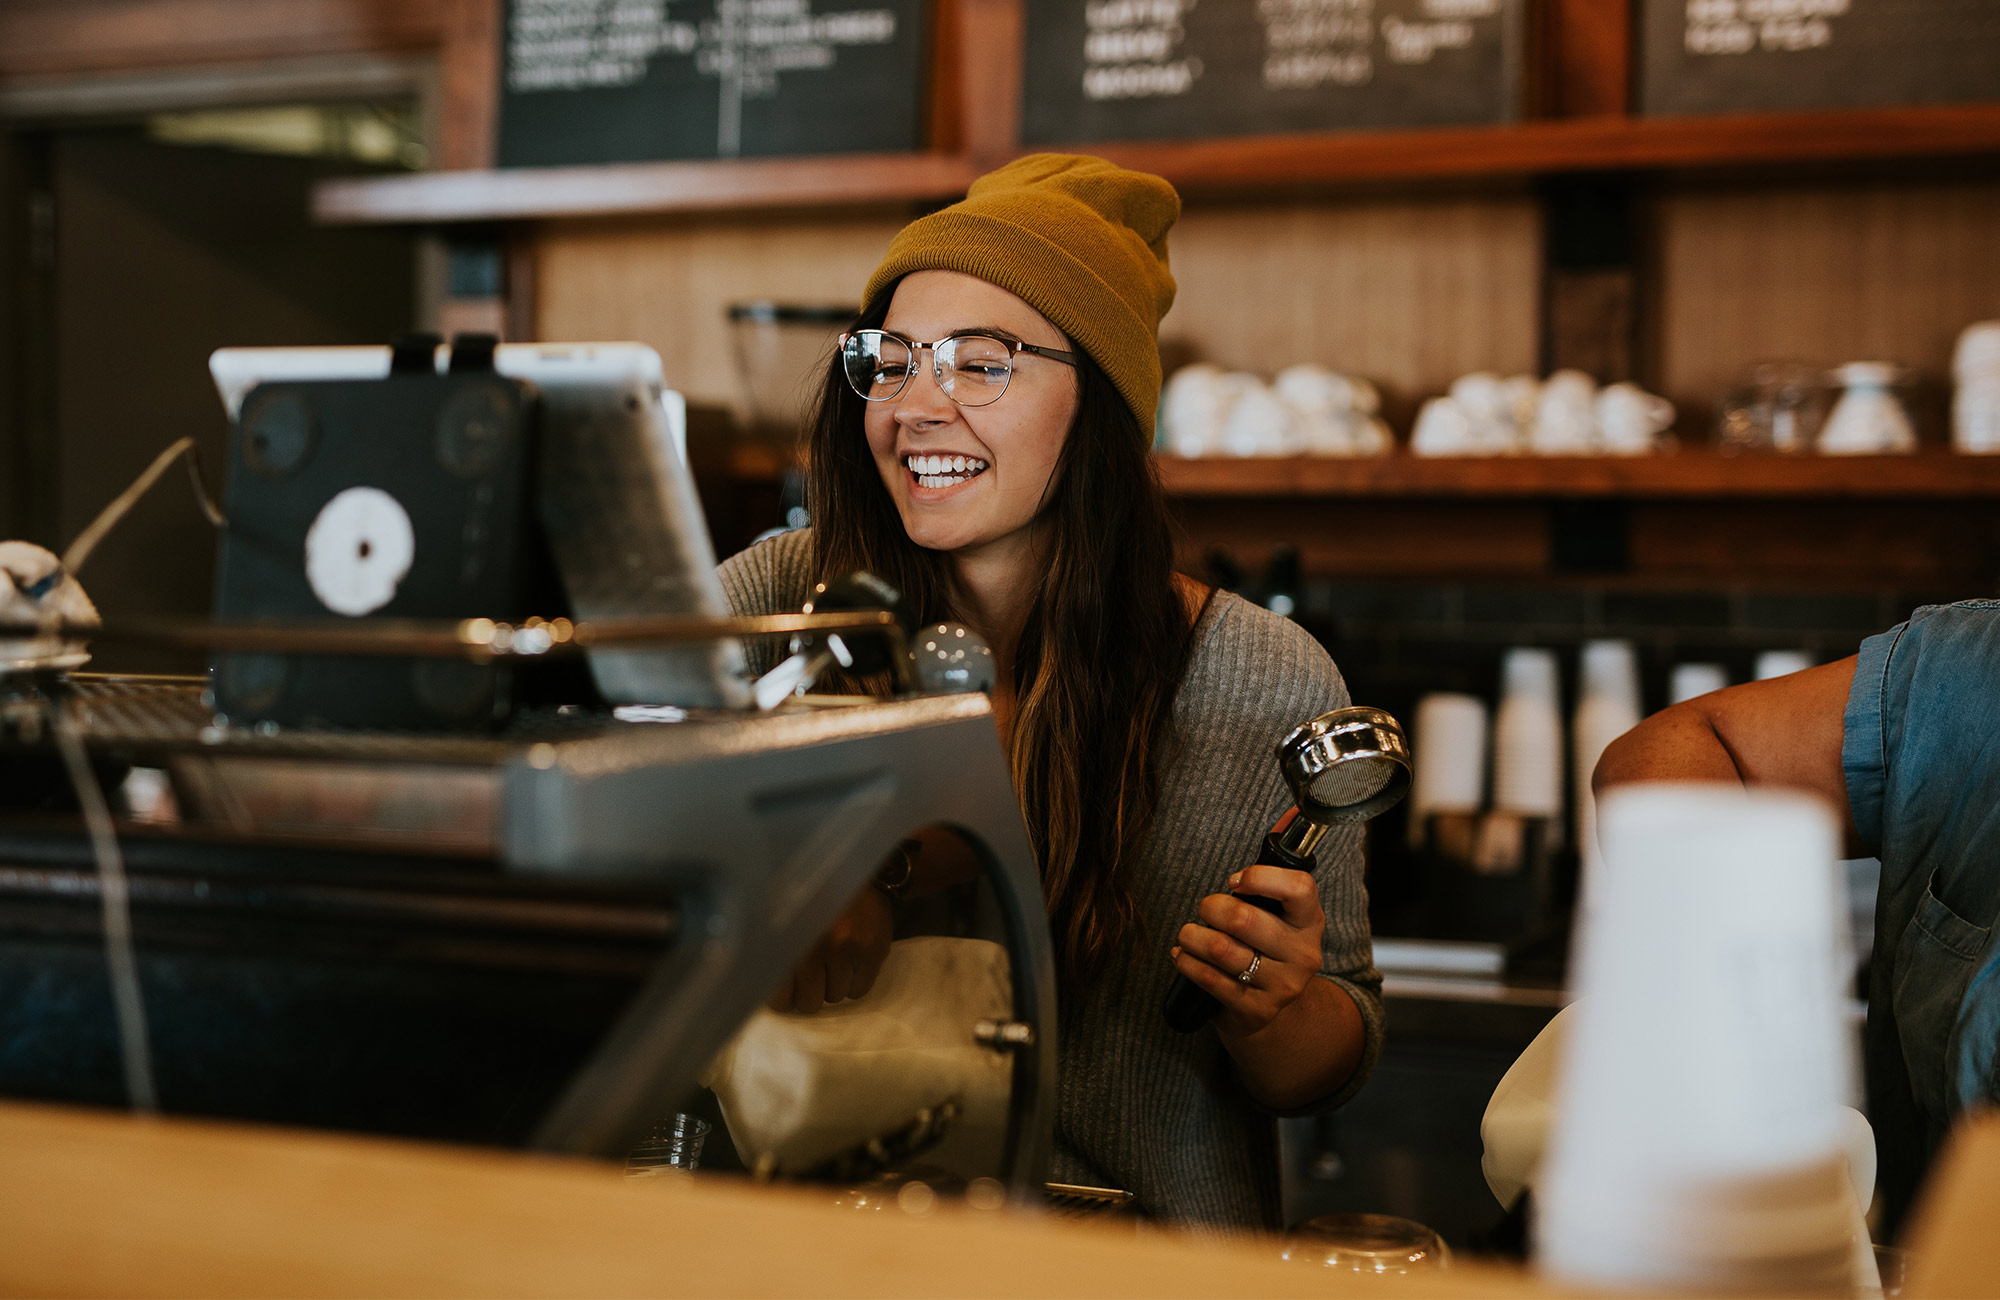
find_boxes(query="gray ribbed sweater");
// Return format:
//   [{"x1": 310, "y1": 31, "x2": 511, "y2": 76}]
[{"x1": 717, "y1": 529, "x2": 1384, "y2": 1232}]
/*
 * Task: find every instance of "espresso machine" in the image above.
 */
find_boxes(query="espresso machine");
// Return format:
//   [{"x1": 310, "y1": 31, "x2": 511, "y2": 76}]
[{"x1": 0, "y1": 342, "x2": 1057, "y2": 1194}]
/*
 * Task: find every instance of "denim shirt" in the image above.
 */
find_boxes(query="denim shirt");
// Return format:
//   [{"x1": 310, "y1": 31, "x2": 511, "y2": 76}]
[{"x1": 1844, "y1": 599, "x2": 2000, "y2": 1232}]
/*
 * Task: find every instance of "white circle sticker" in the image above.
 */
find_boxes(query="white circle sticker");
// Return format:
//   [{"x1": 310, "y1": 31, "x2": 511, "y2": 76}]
[{"x1": 303, "y1": 486, "x2": 415, "y2": 617}]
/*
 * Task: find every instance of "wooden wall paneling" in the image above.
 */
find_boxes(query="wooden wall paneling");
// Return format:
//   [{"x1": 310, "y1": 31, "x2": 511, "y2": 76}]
[
  {"x1": 0, "y1": 0, "x2": 449, "y2": 80},
  {"x1": 1160, "y1": 194, "x2": 1543, "y2": 424},
  {"x1": 1541, "y1": 0, "x2": 1631, "y2": 118},
  {"x1": 532, "y1": 212, "x2": 916, "y2": 414},
  {"x1": 1653, "y1": 178, "x2": 2000, "y2": 431},
  {"x1": 437, "y1": 0, "x2": 499, "y2": 171},
  {"x1": 530, "y1": 188, "x2": 1543, "y2": 422}
]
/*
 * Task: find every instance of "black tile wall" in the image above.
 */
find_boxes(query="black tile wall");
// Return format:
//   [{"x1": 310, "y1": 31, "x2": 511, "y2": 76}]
[
  {"x1": 1278, "y1": 579, "x2": 1970, "y2": 723},
  {"x1": 1598, "y1": 590, "x2": 1734, "y2": 629}
]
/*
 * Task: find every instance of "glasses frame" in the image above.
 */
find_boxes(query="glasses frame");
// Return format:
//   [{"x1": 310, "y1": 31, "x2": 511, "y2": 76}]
[{"x1": 840, "y1": 329, "x2": 1078, "y2": 407}]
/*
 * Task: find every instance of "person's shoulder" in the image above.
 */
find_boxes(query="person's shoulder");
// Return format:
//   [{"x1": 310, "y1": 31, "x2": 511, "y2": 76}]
[
  {"x1": 1178, "y1": 590, "x2": 1350, "y2": 733},
  {"x1": 715, "y1": 527, "x2": 816, "y2": 616},
  {"x1": 1878, "y1": 598, "x2": 2000, "y2": 677},
  {"x1": 1905, "y1": 599, "x2": 2000, "y2": 639}
]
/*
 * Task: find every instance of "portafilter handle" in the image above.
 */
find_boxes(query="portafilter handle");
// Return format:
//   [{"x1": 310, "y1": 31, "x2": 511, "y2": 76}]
[{"x1": 1161, "y1": 705, "x2": 1411, "y2": 1034}]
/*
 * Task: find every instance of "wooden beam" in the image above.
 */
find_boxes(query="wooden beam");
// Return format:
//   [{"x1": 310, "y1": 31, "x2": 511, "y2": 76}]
[
  {"x1": 437, "y1": 0, "x2": 500, "y2": 170},
  {"x1": 1543, "y1": 0, "x2": 1631, "y2": 118},
  {"x1": 0, "y1": 0, "x2": 449, "y2": 80},
  {"x1": 957, "y1": 0, "x2": 1023, "y2": 169},
  {"x1": 924, "y1": 0, "x2": 965, "y2": 154}
]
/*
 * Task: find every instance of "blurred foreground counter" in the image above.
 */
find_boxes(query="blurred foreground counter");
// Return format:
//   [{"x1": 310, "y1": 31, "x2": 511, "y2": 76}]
[
  {"x1": 0, "y1": 1099, "x2": 1532, "y2": 1300},
  {"x1": 0, "y1": 1098, "x2": 1992, "y2": 1299}
]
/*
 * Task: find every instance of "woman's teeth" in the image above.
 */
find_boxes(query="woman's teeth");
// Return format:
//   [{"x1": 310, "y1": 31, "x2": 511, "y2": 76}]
[{"x1": 904, "y1": 454, "x2": 988, "y2": 488}]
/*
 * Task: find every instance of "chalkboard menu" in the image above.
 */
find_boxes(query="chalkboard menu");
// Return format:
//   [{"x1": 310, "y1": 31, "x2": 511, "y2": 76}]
[
  {"x1": 498, "y1": 0, "x2": 927, "y2": 167},
  {"x1": 1639, "y1": 0, "x2": 2000, "y2": 115},
  {"x1": 1020, "y1": 0, "x2": 1525, "y2": 145}
]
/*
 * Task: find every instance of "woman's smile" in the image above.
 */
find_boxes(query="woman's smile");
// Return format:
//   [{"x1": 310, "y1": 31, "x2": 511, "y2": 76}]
[{"x1": 903, "y1": 451, "x2": 990, "y2": 492}]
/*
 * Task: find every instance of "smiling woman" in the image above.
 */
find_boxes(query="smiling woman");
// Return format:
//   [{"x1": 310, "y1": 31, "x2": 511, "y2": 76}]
[{"x1": 715, "y1": 155, "x2": 1383, "y2": 1232}]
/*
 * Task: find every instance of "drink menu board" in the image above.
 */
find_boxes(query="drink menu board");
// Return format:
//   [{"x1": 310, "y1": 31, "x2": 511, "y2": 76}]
[
  {"x1": 1639, "y1": 0, "x2": 2000, "y2": 115},
  {"x1": 498, "y1": 0, "x2": 927, "y2": 167},
  {"x1": 1020, "y1": 0, "x2": 1526, "y2": 145}
]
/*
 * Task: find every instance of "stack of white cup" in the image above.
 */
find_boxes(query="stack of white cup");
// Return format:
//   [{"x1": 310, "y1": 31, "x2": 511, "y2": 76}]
[
  {"x1": 1492, "y1": 649, "x2": 1563, "y2": 827},
  {"x1": 1537, "y1": 784, "x2": 1862, "y2": 1294},
  {"x1": 1571, "y1": 641, "x2": 1641, "y2": 888},
  {"x1": 1755, "y1": 649, "x2": 1814, "y2": 681},
  {"x1": 1409, "y1": 692, "x2": 1489, "y2": 846},
  {"x1": 1953, "y1": 321, "x2": 2000, "y2": 454},
  {"x1": 1668, "y1": 662, "x2": 1727, "y2": 705}
]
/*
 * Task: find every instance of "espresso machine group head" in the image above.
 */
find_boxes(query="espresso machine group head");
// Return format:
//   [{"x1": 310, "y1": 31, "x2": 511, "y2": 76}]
[{"x1": 1163, "y1": 705, "x2": 1411, "y2": 1033}]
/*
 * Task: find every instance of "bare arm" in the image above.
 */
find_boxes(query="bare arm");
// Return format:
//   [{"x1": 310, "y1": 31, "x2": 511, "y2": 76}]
[{"x1": 1592, "y1": 656, "x2": 1864, "y2": 851}]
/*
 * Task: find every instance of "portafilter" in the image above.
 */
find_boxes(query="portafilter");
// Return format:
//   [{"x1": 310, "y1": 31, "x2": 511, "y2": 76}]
[{"x1": 1162, "y1": 705, "x2": 1411, "y2": 1033}]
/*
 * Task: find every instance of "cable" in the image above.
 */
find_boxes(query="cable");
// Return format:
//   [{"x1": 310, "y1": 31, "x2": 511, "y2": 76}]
[
  {"x1": 28, "y1": 434, "x2": 224, "y2": 1114},
  {"x1": 61, "y1": 435, "x2": 227, "y2": 578},
  {"x1": 51, "y1": 696, "x2": 158, "y2": 1112}
]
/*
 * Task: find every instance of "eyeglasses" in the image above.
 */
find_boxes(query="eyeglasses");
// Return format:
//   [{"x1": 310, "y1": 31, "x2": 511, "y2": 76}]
[{"x1": 840, "y1": 329, "x2": 1077, "y2": 407}]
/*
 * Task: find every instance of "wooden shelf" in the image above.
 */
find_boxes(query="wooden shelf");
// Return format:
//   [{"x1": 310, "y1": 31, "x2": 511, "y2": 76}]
[
  {"x1": 716, "y1": 445, "x2": 2000, "y2": 498},
  {"x1": 1086, "y1": 103, "x2": 2000, "y2": 194},
  {"x1": 1154, "y1": 448, "x2": 2000, "y2": 499},
  {"x1": 313, "y1": 103, "x2": 2000, "y2": 225},
  {"x1": 313, "y1": 151, "x2": 978, "y2": 224}
]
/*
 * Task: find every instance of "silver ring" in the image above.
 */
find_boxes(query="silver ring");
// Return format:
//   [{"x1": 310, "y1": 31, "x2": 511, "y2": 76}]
[{"x1": 1236, "y1": 953, "x2": 1261, "y2": 985}]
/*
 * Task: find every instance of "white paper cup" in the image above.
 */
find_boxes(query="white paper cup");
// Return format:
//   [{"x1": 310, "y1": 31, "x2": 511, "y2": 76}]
[
  {"x1": 1537, "y1": 783, "x2": 1857, "y2": 1293},
  {"x1": 1668, "y1": 662, "x2": 1728, "y2": 705},
  {"x1": 1573, "y1": 641, "x2": 1641, "y2": 886},
  {"x1": 1755, "y1": 650, "x2": 1814, "y2": 681},
  {"x1": 1493, "y1": 649, "x2": 1562, "y2": 819},
  {"x1": 1412, "y1": 692, "x2": 1489, "y2": 819}
]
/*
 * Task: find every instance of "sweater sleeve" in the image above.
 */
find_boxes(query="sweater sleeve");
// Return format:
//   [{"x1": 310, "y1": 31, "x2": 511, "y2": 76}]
[
  {"x1": 714, "y1": 529, "x2": 816, "y2": 678},
  {"x1": 1181, "y1": 597, "x2": 1385, "y2": 1117},
  {"x1": 1262, "y1": 620, "x2": 1385, "y2": 1116}
]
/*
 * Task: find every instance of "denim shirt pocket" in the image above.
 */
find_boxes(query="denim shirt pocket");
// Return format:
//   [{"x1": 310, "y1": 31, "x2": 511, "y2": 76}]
[{"x1": 1893, "y1": 871, "x2": 1993, "y2": 1129}]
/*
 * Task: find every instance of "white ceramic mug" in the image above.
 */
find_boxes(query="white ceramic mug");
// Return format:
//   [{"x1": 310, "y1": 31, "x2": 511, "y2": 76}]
[
  {"x1": 1820, "y1": 362, "x2": 1917, "y2": 455},
  {"x1": 1410, "y1": 396, "x2": 1473, "y2": 457},
  {"x1": 1594, "y1": 382, "x2": 1675, "y2": 454}
]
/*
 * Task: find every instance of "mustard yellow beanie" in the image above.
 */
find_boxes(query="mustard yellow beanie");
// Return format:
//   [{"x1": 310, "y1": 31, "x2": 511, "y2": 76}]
[{"x1": 862, "y1": 154, "x2": 1179, "y2": 431}]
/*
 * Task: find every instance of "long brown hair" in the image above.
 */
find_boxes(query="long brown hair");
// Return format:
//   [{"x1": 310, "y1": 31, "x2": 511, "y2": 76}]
[{"x1": 806, "y1": 288, "x2": 1199, "y2": 987}]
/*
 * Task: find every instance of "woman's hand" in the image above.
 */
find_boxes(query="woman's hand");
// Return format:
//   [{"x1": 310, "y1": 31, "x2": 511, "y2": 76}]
[
  {"x1": 1171, "y1": 863, "x2": 1326, "y2": 1041},
  {"x1": 769, "y1": 885, "x2": 893, "y2": 1014}
]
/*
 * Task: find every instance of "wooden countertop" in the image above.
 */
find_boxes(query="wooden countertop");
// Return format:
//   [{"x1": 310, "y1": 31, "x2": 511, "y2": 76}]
[
  {"x1": 0, "y1": 1096, "x2": 1989, "y2": 1297},
  {"x1": 0, "y1": 1099, "x2": 1533, "y2": 1299}
]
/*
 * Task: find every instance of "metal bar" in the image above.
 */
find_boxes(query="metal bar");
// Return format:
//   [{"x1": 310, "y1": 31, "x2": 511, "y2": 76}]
[{"x1": 0, "y1": 611, "x2": 898, "y2": 659}]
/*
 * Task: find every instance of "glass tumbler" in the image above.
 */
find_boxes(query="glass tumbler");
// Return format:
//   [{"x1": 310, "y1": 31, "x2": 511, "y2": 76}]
[
  {"x1": 626, "y1": 1113, "x2": 711, "y2": 1177},
  {"x1": 1716, "y1": 361, "x2": 1829, "y2": 454},
  {"x1": 1280, "y1": 1213, "x2": 1451, "y2": 1274}
]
